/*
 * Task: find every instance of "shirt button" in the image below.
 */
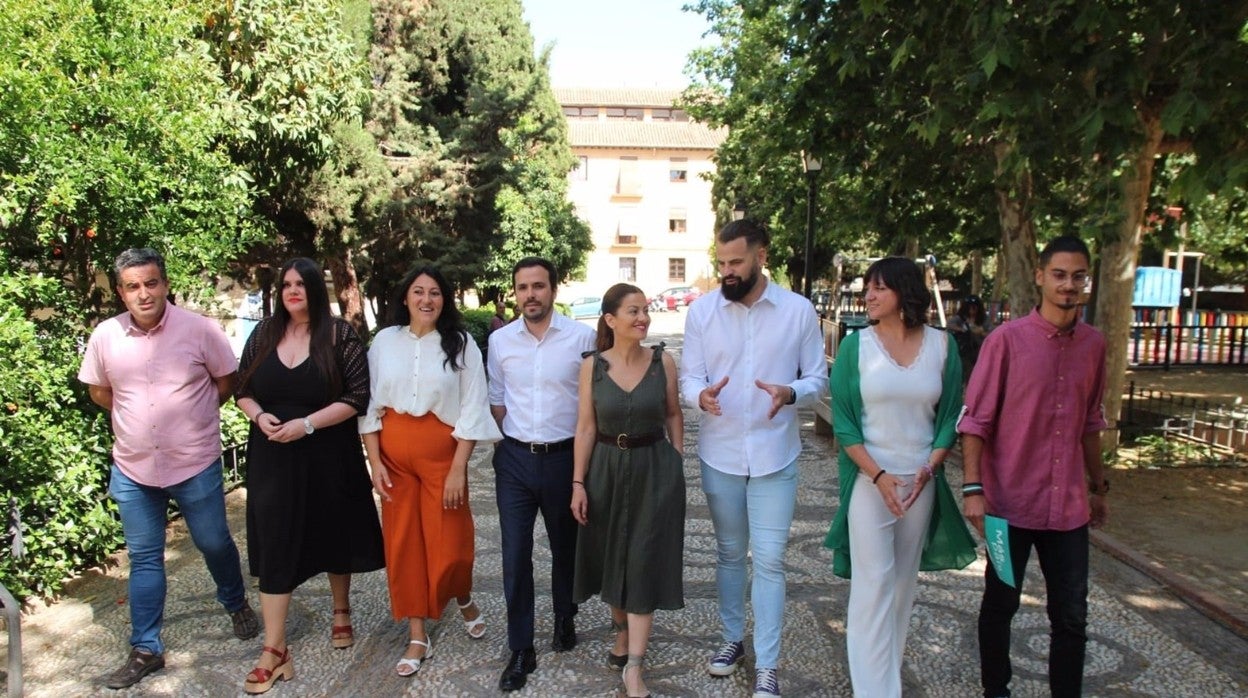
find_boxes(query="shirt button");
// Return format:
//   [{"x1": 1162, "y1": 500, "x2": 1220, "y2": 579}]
[{"x1": 1056, "y1": 404, "x2": 1063, "y2": 409}]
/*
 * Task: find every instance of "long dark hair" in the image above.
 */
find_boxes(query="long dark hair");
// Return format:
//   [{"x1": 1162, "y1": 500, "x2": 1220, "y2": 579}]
[
  {"x1": 239, "y1": 257, "x2": 341, "y2": 397},
  {"x1": 864, "y1": 257, "x2": 930, "y2": 329},
  {"x1": 389, "y1": 265, "x2": 467, "y2": 371},
  {"x1": 595, "y1": 283, "x2": 646, "y2": 353}
]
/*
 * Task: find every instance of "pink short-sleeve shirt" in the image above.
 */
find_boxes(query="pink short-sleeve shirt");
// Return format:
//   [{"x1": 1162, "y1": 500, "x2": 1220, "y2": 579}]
[{"x1": 78, "y1": 304, "x2": 237, "y2": 487}]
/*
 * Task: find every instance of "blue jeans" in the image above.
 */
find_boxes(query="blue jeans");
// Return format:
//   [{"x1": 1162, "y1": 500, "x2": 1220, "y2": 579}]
[
  {"x1": 701, "y1": 458, "x2": 798, "y2": 669},
  {"x1": 109, "y1": 460, "x2": 248, "y2": 655}
]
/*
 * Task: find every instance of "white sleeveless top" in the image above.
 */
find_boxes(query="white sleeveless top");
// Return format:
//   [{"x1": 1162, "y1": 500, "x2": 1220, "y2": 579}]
[{"x1": 858, "y1": 325, "x2": 948, "y2": 475}]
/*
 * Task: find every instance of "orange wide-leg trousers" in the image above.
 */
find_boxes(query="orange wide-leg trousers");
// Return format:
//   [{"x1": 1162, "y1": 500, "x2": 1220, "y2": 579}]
[{"x1": 378, "y1": 411, "x2": 475, "y2": 620}]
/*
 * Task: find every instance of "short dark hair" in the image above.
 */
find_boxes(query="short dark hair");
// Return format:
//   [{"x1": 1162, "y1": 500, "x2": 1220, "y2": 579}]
[
  {"x1": 864, "y1": 257, "x2": 931, "y2": 329},
  {"x1": 114, "y1": 248, "x2": 166, "y2": 280},
  {"x1": 1039, "y1": 235, "x2": 1091, "y2": 268},
  {"x1": 511, "y1": 257, "x2": 558, "y2": 291},
  {"x1": 717, "y1": 219, "x2": 770, "y2": 249}
]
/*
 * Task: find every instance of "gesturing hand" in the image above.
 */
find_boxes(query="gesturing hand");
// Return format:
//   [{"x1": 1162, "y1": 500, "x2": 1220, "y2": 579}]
[
  {"x1": 699, "y1": 376, "x2": 730, "y2": 415},
  {"x1": 754, "y1": 380, "x2": 793, "y2": 420}
]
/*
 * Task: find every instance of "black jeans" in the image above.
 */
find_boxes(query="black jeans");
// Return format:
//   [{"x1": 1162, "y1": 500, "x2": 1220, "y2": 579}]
[
  {"x1": 978, "y1": 524, "x2": 1089, "y2": 698},
  {"x1": 493, "y1": 439, "x2": 579, "y2": 652}
]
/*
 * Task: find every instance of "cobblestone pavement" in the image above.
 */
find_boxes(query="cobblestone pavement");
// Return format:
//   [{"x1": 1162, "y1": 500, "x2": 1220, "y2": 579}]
[{"x1": 10, "y1": 326, "x2": 1248, "y2": 696}]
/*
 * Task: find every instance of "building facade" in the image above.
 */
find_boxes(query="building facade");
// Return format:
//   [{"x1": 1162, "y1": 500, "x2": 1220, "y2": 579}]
[{"x1": 556, "y1": 87, "x2": 725, "y2": 301}]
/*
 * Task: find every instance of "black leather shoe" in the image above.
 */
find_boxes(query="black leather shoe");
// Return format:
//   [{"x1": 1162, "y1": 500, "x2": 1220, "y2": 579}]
[
  {"x1": 551, "y1": 615, "x2": 577, "y2": 651},
  {"x1": 498, "y1": 648, "x2": 536, "y2": 692},
  {"x1": 105, "y1": 648, "x2": 165, "y2": 690}
]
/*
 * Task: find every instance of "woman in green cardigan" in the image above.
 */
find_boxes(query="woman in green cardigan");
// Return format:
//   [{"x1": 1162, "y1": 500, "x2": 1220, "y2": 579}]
[{"x1": 823, "y1": 257, "x2": 976, "y2": 697}]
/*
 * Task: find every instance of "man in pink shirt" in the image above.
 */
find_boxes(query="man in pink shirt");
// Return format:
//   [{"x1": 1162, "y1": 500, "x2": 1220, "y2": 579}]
[
  {"x1": 78, "y1": 248, "x2": 258, "y2": 690},
  {"x1": 958, "y1": 235, "x2": 1110, "y2": 698}
]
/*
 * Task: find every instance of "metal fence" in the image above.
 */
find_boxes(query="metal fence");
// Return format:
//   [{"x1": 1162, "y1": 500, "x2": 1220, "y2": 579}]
[
  {"x1": 1113, "y1": 381, "x2": 1248, "y2": 468},
  {"x1": 1129, "y1": 323, "x2": 1248, "y2": 368}
]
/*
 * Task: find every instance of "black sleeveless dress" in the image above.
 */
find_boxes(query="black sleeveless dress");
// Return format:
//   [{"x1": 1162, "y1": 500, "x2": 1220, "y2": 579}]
[
  {"x1": 573, "y1": 344, "x2": 686, "y2": 613},
  {"x1": 239, "y1": 319, "x2": 385, "y2": 594}
]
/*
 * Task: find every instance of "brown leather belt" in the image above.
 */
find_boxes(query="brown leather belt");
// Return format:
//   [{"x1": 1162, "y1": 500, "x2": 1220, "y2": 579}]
[{"x1": 596, "y1": 431, "x2": 665, "y2": 450}]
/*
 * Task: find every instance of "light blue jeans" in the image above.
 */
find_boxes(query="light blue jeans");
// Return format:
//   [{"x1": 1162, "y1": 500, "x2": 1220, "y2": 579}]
[
  {"x1": 109, "y1": 460, "x2": 247, "y2": 655},
  {"x1": 701, "y1": 458, "x2": 799, "y2": 669}
]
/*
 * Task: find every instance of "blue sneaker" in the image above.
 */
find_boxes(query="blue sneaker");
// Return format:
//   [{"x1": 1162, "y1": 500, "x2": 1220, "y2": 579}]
[
  {"x1": 753, "y1": 667, "x2": 781, "y2": 697},
  {"x1": 708, "y1": 640, "x2": 745, "y2": 676}
]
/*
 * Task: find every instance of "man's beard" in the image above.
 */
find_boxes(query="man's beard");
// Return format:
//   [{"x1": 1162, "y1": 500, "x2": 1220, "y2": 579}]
[{"x1": 721, "y1": 268, "x2": 759, "y2": 302}]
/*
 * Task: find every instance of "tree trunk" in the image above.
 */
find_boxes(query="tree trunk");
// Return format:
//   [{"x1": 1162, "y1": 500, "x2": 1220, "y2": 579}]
[
  {"x1": 993, "y1": 143, "x2": 1038, "y2": 318},
  {"x1": 1095, "y1": 115, "x2": 1164, "y2": 450},
  {"x1": 327, "y1": 249, "x2": 369, "y2": 337},
  {"x1": 970, "y1": 249, "x2": 983, "y2": 295}
]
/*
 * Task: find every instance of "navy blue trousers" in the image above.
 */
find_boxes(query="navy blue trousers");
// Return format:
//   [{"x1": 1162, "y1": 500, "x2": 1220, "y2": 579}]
[{"x1": 494, "y1": 439, "x2": 579, "y2": 651}]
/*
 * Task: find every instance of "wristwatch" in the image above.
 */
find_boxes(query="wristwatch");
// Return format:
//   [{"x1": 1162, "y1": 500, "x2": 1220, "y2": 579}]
[
  {"x1": 1089, "y1": 479, "x2": 1110, "y2": 496},
  {"x1": 785, "y1": 386, "x2": 797, "y2": 405},
  {"x1": 302, "y1": 417, "x2": 315, "y2": 435}
]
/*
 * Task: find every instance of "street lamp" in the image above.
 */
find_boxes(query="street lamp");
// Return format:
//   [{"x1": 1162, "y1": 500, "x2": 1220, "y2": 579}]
[
  {"x1": 801, "y1": 150, "x2": 822, "y2": 299},
  {"x1": 732, "y1": 201, "x2": 747, "y2": 221}
]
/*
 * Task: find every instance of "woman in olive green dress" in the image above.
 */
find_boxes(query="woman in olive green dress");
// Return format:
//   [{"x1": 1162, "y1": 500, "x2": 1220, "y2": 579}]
[{"x1": 571, "y1": 283, "x2": 685, "y2": 698}]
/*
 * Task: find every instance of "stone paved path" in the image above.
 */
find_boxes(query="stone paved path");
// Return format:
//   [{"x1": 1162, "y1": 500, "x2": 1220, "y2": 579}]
[{"x1": 9, "y1": 329, "x2": 1248, "y2": 696}]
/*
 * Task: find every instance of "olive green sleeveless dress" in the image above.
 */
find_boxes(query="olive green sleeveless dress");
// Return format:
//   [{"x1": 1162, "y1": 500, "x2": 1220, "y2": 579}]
[{"x1": 573, "y1": 344, "x2": 686, "y2": 613}]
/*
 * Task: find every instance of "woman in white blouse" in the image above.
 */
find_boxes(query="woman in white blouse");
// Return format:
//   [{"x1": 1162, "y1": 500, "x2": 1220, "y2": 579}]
[
  {"x1": 360, "y1": 265, "x2": 502, "y2": 678},
  {"x1": 824, "y1": 257, "x2": 969, "y2": 697}
]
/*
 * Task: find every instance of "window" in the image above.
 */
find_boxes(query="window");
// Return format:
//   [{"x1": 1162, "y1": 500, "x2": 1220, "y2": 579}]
[
  {"x1": 615, "y1": 157, "x2": 642, "y2": 197},
  {"x1": 605, "y1": 107, "x2": 626, "y2": 118},
  {"x1": 569, "y1": 156, "x2": 588, "y2": 181},
  {"x1": 669, "y1": 258, "x2": 686, "y2": 283},
  {"x1": 619, "y1": 257, "x2": 637, "y2": 282},
  {"x1": 625, "y1": 108, "x2": 644, "y2": 121},
  {"x1": 669, "y1": 158, "x2": 688, "y2": 182},
  {"x1": 668, "y1": 208, "x2": 687, "y2": 233},
  {"x1": 671, "y1": 109, "x2": 690, "y2": 122},
  {"x1": 651, "y1": 108, "x2": 672, "y2": 121}
]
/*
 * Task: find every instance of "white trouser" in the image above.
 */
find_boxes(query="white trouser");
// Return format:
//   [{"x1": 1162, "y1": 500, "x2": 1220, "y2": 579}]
[{"x1": 846, "y1": 472, "x2": 935, "y2": 698}]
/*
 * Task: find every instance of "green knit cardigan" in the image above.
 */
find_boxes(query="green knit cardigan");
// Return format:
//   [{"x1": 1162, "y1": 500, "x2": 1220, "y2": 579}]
[{"x1": 823, "y1": 328, "x2": 978, "y2": 579}]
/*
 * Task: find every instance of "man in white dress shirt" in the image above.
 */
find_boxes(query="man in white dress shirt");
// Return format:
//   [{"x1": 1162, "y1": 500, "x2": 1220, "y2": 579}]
[
  {"x1": 487, "y1": 257, "x2": 597, "y2": 692},
  {"x1": 679, "y1": 220, "x2": 827, "y2": 698}
]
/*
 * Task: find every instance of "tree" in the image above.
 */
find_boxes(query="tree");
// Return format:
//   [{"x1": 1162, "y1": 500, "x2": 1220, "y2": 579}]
[
  {"x1": 0, "y1": 0, "x2": 262, "y2": 310},
  {"x1": 363, "y1": 0, "x2": 590, "y2": 312}
]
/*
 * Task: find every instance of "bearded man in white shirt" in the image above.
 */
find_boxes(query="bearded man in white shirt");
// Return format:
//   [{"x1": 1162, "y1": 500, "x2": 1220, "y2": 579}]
[
  {"x1": 679, "y1": 220, "x2": 827, "y2": 698},
  {"x1": 488, "y1": 257, "x2": 597, "y2": 692}
]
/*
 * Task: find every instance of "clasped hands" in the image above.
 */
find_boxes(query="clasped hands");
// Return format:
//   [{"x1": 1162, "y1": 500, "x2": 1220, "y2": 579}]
[
  {"x1": 255, "y1": 412, "x2": 306, "y2": 443},
  {"x1": 699, "y1": 376, "x2": 792, "y2": 420},
  {"x1": 874, "y1": 464, "x2": 932, "y2": 518}
]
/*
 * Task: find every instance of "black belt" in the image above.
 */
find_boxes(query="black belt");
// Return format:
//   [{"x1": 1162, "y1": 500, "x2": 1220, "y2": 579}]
[
  {"x1": 504, "y1": 435, "x2": 575, "y2": 454},
  {"x1": 596, "y1": 431, "x2": 665, "y2": 450}
]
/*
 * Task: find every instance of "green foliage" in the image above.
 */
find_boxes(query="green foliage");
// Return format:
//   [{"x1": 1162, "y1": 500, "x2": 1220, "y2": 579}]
[
  {"x1": 0, "y1": 272, "x2": 117, "y2": 600},
  {"x1": 0, "y1": 0, "x2": 263, "y2": 310},
  {"x1": 460, "y1": 307, "x2": 493, "y2": 356},
  {"x1": 362, "y1": 0, "x2": 590, "y2": 310}
]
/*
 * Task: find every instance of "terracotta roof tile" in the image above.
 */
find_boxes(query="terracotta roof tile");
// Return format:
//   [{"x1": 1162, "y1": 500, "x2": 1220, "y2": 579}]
[
  {"x1": 554, "y1": 87, "x2": 686, "y2": 108},
  {"x1": 566, "y1": 120, "x2": 726, "y2": 150}
]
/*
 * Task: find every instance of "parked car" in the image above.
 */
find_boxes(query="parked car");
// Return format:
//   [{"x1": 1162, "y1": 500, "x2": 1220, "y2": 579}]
[
  {"x1": 649, "y1": 286, "x2": 702, "y2": 311},
  {"x1": 568, "y1": 296, "x2": 602, "y2": 319}
]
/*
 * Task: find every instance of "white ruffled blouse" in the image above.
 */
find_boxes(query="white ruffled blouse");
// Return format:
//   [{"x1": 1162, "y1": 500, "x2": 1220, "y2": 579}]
[{"x1": 358, "y1": 326, "x2": 502, "y2": 443}]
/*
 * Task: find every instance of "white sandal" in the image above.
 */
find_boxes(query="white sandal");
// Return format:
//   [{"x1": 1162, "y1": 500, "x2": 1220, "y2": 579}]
[
  {"x1": 395, "y1": 637, "x2": 432, "y2": 677},
  {"x1": 458, "y1": 599, "x2": 486, "y2": 640}
]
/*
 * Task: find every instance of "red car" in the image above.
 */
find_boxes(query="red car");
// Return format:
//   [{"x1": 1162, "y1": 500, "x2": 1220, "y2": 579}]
[{"x1": 649, "y1": 286, "x2": 702, "y2": 311}]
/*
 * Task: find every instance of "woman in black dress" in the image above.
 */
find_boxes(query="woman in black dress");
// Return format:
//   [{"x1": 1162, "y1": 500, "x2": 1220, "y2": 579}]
[{"x1": 234, "y1": 258, "x2": 385, "y2": 694}]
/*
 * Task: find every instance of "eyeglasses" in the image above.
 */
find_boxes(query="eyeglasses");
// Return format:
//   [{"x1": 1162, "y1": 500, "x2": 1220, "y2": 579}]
[{"x1": 1048, "y1": 270, "x2": 1090, "y2": 288}]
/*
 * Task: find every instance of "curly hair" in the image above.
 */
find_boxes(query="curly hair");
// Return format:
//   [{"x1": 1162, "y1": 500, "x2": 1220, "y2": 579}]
[
  {"x1": 864, "y1": 257, "x2": 931, "y2": 329},
  {"x1": 388, "y1": 265, "x2": 467, "y2": 371}
]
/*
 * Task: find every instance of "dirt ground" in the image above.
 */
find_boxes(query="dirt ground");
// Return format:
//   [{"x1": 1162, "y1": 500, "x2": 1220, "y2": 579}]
[{"x1": 1107, "y1": 366, "x2": 1248, "y2": 614}]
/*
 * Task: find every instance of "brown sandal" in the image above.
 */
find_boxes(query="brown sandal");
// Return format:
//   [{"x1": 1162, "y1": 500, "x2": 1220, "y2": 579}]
[
  {"x1": 331, "y1": 608, "x2": 354, "y2": 649},
  {"x1": 243, "y1": 645, "x2": 293, "y2": 694}
]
